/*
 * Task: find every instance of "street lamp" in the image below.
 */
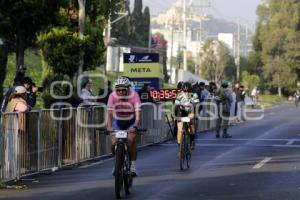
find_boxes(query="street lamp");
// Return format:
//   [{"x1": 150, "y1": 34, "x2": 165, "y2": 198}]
[{"x1": 106, "y1": 11, "x2": 129, "y2": 73}]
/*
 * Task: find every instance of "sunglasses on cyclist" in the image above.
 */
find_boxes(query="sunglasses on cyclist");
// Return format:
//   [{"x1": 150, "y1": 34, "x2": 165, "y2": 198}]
[{"x1": 116, "y1": 88, "x2": 128, "y2": 92}]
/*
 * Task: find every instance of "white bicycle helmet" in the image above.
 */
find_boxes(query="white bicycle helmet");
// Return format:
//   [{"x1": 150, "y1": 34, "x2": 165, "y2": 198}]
[{"x1": 114, "y1": 76, "x2": 131, "y2": 88}]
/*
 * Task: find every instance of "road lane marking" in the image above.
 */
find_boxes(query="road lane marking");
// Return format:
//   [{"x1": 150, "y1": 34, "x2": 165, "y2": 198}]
[
  {"x1": 78, "y1": 158, "x2": 113, "y2": 169},
  {"x1": 286, "y1": 139, "x2": 297, "y2": 145},
  {"x1": 159, "y1": 143, "x2": 234, "y2": 147},
  {"x1": 253, "y1": 157, "x2": 272, "y2": 169},
  {"x1": 159, "y1": 143, "x2": 300, "y2": 148},
  {"x1": 196, "y1": 138, "x2": 300, "y2": 142},
  {"x1": 272, "y1": 145, "x2": 300, "y2": 148}
]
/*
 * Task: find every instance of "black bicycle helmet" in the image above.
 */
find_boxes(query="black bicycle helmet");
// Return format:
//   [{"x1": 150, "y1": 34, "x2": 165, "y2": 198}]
[
  {"x1": 182, "y1": 82, "x2": 192, "y2": 92},
  {"x1": 177, "y1": 81, "x2": 184, "y2": 90}
]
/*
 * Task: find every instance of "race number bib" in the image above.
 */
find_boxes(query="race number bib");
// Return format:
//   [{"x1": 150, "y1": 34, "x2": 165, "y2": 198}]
[
  {"x1": 181, "y1": 117, "x2": 190, "y2": 123},
  {"x1": 115, "y1": 131, "x2": 128, "y2": 138}
]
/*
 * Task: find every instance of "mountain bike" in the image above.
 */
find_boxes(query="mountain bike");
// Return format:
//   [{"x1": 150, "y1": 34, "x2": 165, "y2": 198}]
[
  {"x1": 179, "y1": 117, "x2": 192, "y2": 170},
  {"x1": 106, "y1": 128, "x2": 146, "y2": 199}
]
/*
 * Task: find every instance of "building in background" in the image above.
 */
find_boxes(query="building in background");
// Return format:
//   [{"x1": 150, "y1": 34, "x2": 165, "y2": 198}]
[{"x1": 150, "y1": 0, "x2": 253, "y2": 84}]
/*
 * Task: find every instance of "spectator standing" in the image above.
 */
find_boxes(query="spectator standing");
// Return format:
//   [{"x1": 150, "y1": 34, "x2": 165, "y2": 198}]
[
  {"x1": 230, "y1": 84, "x2": 237, "y2": 121},
  {"x1": 215, "y1": 80, "x2": 233, "y2": 138},
  {"x1": 5, "y1": 86, "x2": 29, "y2": 112},
  {"x1": 234, "y1": 83, "x2": 244, "y2": 122},
  {"x1": 238, "y1": 85, "x2": 246, "y2": 122},
  {"x1": 22, "y1": 77, "x2": 38, "y2": 110},
  {"x1": 200, "y1": 82, "x2": 210, "y2": 100},
  {"x1": 251, "y1": 87, "x2": 258, "y2": 107},
  {"x1": 1, "y1": 76, "x2": 37, "y2": 112},
  {"x1": 80, "y1": 78, "x2": 95, "y2": 105}
]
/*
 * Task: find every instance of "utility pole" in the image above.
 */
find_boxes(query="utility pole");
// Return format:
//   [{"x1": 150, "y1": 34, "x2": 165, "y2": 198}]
[
  {"x1": 183, "y1": 0, "x2": 187, "y2": 71},
  {"x1": 106, "y1": 11, "x2": 128, "y2": 74},
  {"x1": 78, "y1": 0, "x2": 86, "y2": 76},
  {"x1": 236, "y1": 22, "x2": 241, "y2": 82},
  {"x1": 148, "y1": 20, "x2": 152, "y2": 53},
  {"x1": 196, "y1": 0, "x2": 210, "y2": 75},
  {"x1": 170, "y1": 16, "x2": 174, "y2": 82},
  {"x1": 176, "y1": 44, "x2": 181, "y2": 83}
]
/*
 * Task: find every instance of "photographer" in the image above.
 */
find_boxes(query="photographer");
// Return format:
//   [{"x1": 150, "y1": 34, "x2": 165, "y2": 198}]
[
  {"x1": 1, "y1": 76, "x2": 39, "y2": 112},
  {"x1": 22, "y1": 77, "x2": 39, "y2": 110}
]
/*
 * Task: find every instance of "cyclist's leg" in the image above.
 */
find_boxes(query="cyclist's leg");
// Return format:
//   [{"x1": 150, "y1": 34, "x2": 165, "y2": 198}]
[
  {"x1": 128, "y1": 128, "x2": 137, "y2": 161},
  {"x1": 111, "y1": 119, "x2": 120, "y2": 155},
  {"x1": 177, "y1": 121, "x2": 183, "y2": 144},
  {"x1": 127, "y1": 127, "x2": 138, "y2": 175},
  {"x1": 188, "y1": 113, "x2": 196, "y2": 149}
]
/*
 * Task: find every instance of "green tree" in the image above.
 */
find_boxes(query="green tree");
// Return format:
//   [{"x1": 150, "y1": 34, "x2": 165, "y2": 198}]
[
  {"x1": 38, "y1": 28, "x2": 84, "y2": 78},
  {"x1": 223, "y1": 56, "x2": 236, "y2": 82},
  {"x1": 0, "y1": 0, "x2": 66, "y2": 70},
  {"x1": 185, "y1": 51, "x2": 197, "y2": 75},
  {"x1": 0, "y1": 44, "x2": 8, "y2": 102},
  {"x1": 111, "y1": 0, "x2": 150, "y2": 47},
  {"x1": 142, "y1": 6, "x2": 151, "y2": 47},
  {"x1": 37, "y1": 0, "x2": 123, "y2": 107},
  {"x1": 131, "y1": 0, "x2": 150, "y2": 47},
  {"x1": 254, "y1": 0, "x2": 300, "y2": 96},
  {"x1": 200, "y1": 39, "x2": 233, "y2": 82},
  {"x1": 241, "y1": 71, "x2": 260, "y2": 91}
]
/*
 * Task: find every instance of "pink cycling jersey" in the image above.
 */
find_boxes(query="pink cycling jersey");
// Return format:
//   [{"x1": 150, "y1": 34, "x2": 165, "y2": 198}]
[{"x1": 107, "y1": 89, "x2": 141, "y2": 120}]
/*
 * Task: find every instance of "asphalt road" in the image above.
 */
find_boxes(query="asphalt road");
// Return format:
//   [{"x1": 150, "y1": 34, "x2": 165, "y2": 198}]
[{"x1": 1, "y1": 103, "x2": 300, "y2": 200}]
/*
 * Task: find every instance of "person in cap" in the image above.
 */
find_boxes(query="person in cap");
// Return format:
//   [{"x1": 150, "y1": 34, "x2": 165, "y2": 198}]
[
  {"x1": 22, "y1": 77, "x2": 38, "y2": 109},
  {"x1": 5, "y1": 86, "x2": 29, "y2": 112},
  {"x1": 1, "y1": 76, "x2": 37, "y2": 112},
  {"x1": 215, "y1": 80, "x2": 233, "y2": 138}
]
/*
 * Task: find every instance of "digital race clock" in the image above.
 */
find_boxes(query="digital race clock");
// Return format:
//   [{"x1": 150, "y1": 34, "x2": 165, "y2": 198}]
[{"x1": 149, "y1": 89, "x2": 179, "y2": 101}]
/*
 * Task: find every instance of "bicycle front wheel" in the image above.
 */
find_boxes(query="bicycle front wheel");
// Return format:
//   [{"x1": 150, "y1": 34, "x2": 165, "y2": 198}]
[
  {"x1": 186, "y1": 135, "x2": 191, "y2": 169},
  {"x1": 179, "y1": 132, "x2": 186, "y2": 171},
  {"x1": 115, "y1": 145, "x2": 124, "y2": 199},
  {"x1": 124, "y1": 149, "x2": 132, "y2": 195}
]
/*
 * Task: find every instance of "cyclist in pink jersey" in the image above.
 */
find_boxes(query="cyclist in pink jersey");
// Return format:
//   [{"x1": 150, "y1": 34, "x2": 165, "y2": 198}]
[{"x1": 107, "y1": 76, "x2": 141, "y2": 176}]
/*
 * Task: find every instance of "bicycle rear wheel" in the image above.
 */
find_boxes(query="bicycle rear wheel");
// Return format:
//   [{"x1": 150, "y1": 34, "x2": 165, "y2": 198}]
[{"x1": 115, "y1": 145, "x2": 124, "y2": 199}]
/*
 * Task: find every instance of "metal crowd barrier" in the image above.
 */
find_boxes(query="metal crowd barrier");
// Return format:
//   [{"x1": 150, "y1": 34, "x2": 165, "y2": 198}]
[
  {"x1": 0, "y1": 113, "x2": 20, "y2": 181},
  {"x1": 0, "y1": 101, "x2": 218, "y2": 182}
]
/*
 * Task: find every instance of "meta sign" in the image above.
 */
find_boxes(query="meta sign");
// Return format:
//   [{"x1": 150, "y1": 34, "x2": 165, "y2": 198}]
[{"x1": 123, "y1": 53, "x2": 163, "y2": 91}]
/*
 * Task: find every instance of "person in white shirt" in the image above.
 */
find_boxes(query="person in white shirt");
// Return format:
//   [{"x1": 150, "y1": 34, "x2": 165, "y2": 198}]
[{"x1": 80, "y1": 78, "x2": 95, "y2": 105}]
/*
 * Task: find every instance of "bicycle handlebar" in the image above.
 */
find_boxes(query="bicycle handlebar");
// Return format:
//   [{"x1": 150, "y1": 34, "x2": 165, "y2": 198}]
[{"x1": 97, "y1": 128, "x2": 147, "y2": 135}]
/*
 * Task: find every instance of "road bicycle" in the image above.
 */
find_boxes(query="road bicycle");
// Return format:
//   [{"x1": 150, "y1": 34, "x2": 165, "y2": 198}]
[{"x1": 179, "y1": 117, "x2": 192, "y2": 170}]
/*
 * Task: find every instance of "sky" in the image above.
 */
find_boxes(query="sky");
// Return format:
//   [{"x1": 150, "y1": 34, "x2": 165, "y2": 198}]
[{"x1": 143, "y1": 0, "x2": 263, "y2": 26}]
